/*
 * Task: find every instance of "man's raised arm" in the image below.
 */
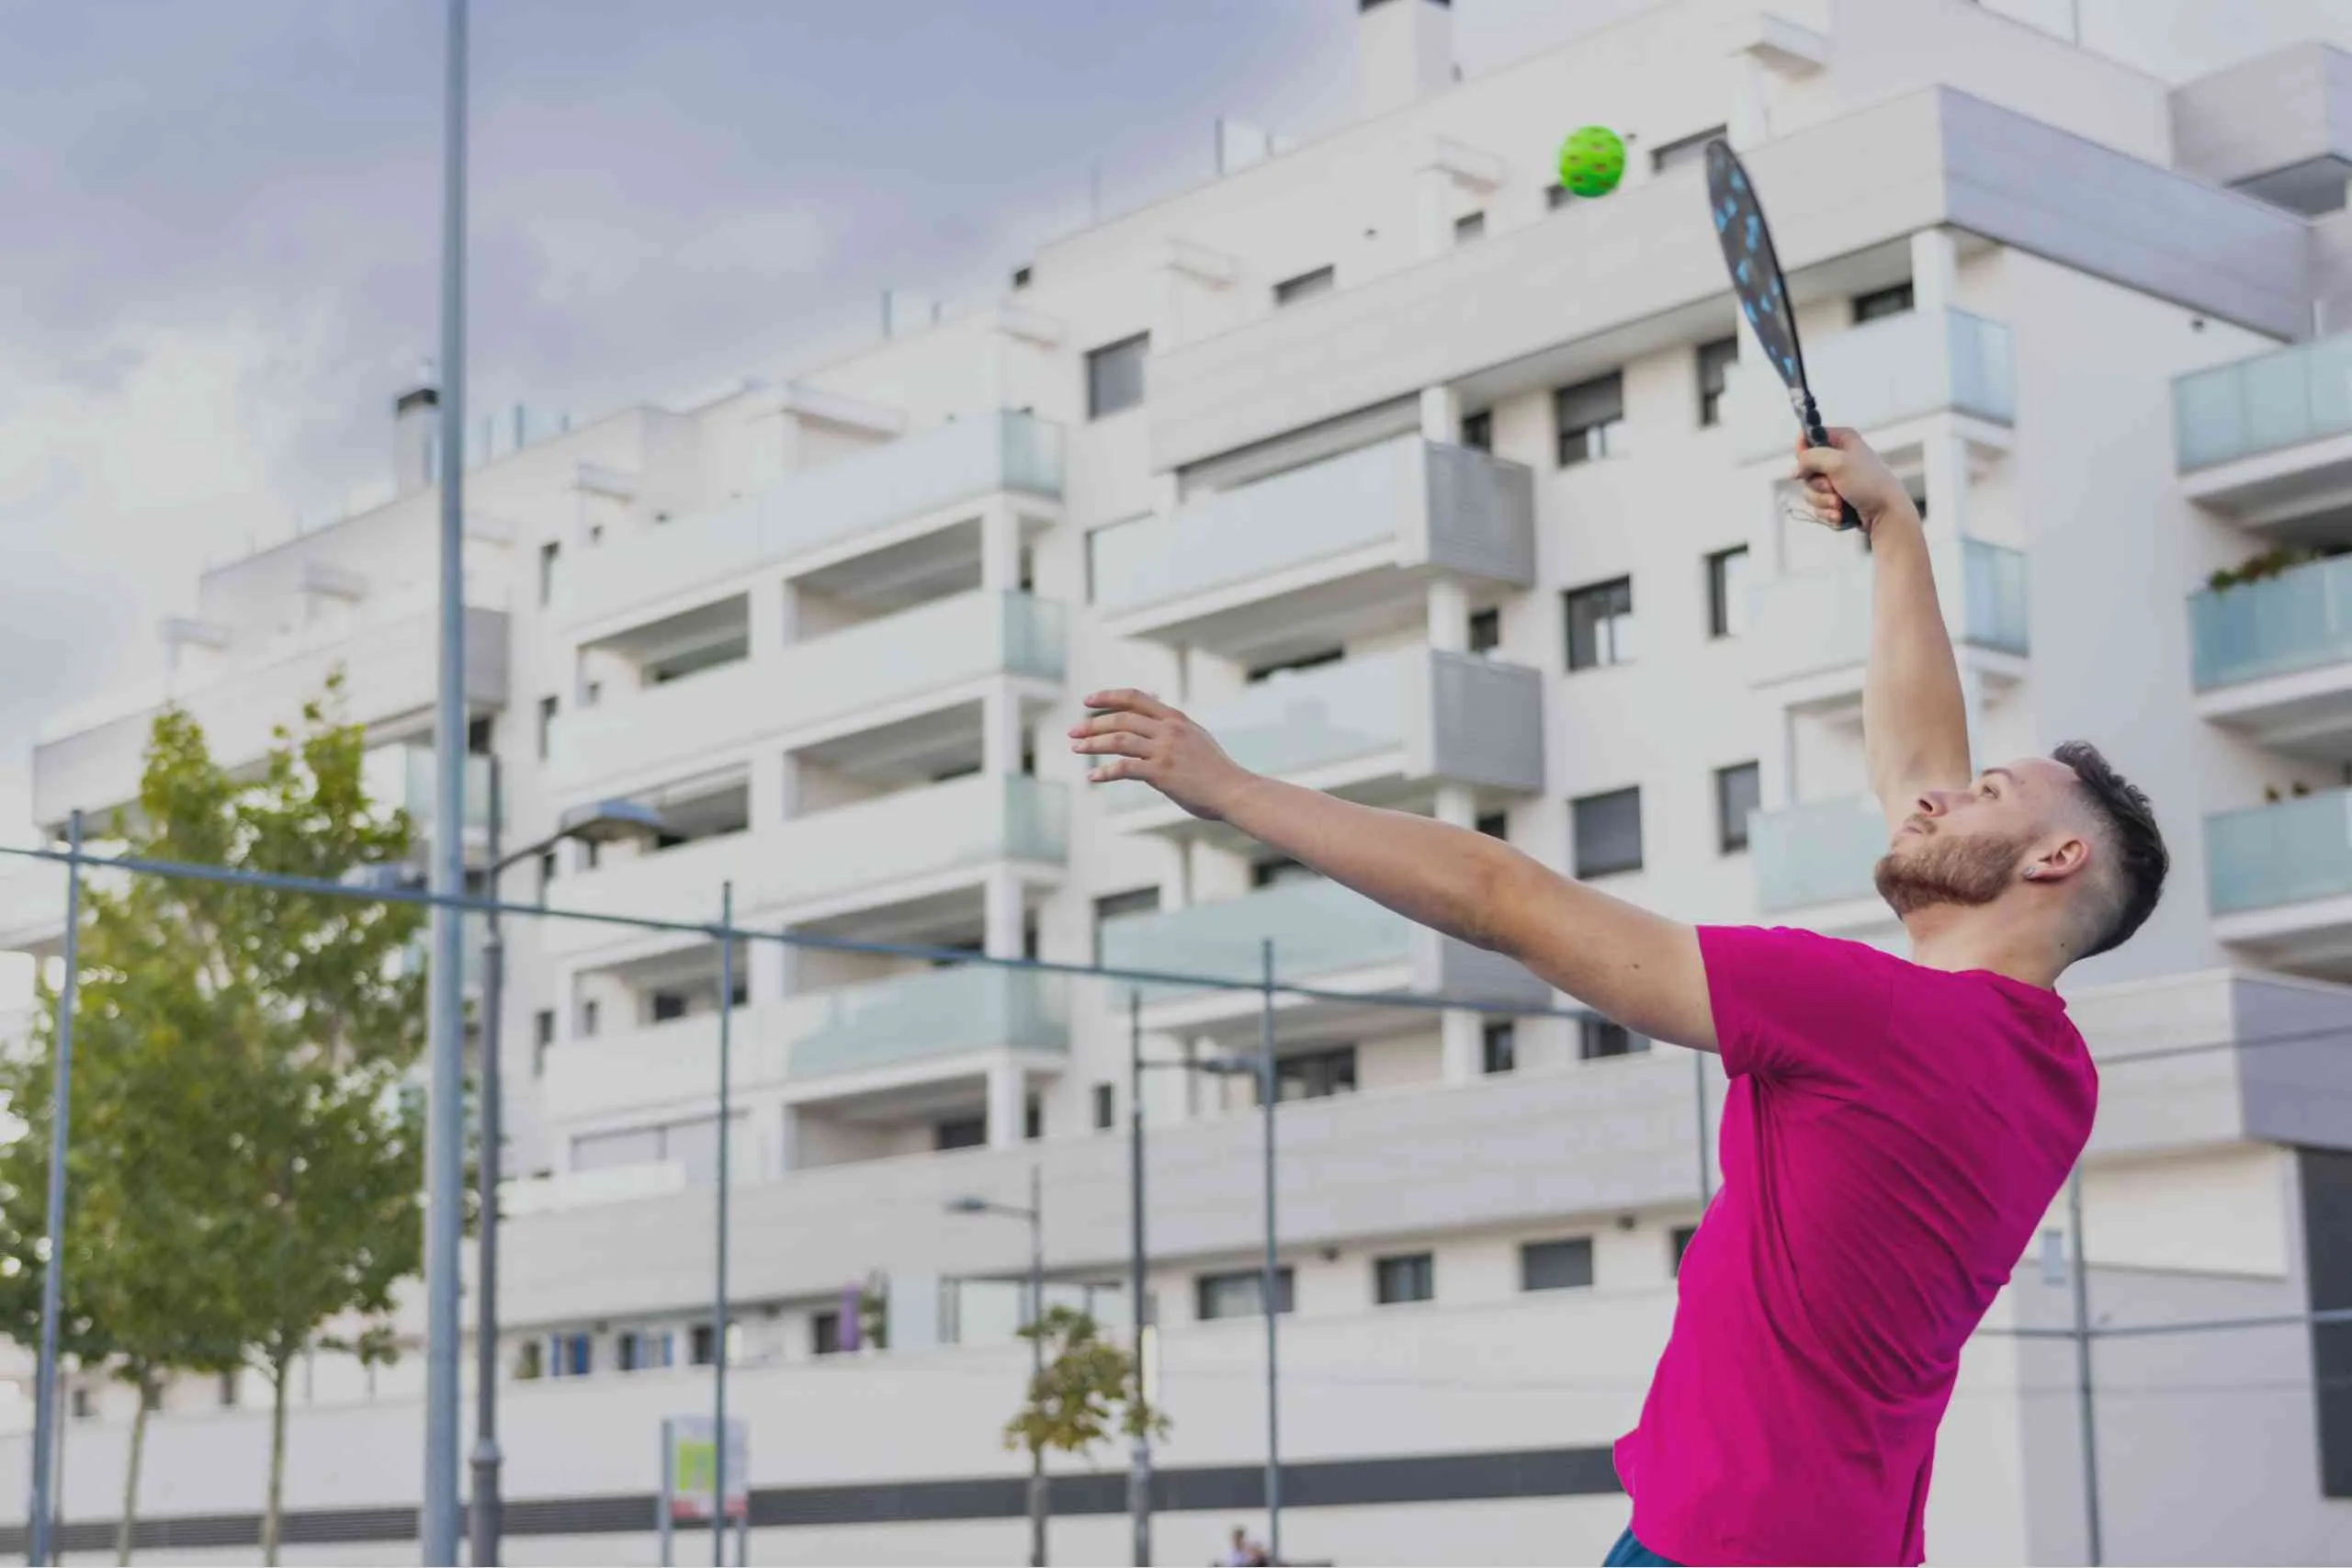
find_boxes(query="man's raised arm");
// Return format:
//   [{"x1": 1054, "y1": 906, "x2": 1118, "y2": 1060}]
[
  {"x1": 1793, "y1": 430, "x2": 1973, "y2": 829},
  {"x1": 1069, "y1": 690, "x2": 1719, "y2": 1053}
]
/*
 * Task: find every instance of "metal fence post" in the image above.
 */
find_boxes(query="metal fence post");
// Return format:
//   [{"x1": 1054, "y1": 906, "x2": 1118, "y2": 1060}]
[
  {"x1": 1258, "y1": 939, "x2": 1281, "y2": 1565},
  {"x1": 714, "y1": 882, "x2": 735, "y2": 1566},
  {"x1": 27, "y1": 810, "x2": 84, "y2": 1568},
  {"x1": 2069, "y1": 1165, "x2": 2103, "y2": 1566},
  {"x1": 1126, "y1": 987, "x2": 1151, "y2": 1567}
]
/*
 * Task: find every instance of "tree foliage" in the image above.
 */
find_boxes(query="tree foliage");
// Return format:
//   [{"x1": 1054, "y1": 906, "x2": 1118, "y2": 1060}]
[{"x1": 1002, "y1": 1305, "x2": 1170, "y2": 1462}]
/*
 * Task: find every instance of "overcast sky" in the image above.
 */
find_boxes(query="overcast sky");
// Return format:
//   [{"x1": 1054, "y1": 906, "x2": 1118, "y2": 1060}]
[{"x1": 2, "y1": 0, "x2": 2346, "y2": 848}]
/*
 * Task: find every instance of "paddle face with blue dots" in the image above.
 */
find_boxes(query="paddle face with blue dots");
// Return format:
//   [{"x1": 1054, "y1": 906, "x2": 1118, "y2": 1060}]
[{"x1": 1702, "y1": 139, "x2": 1862, "y2": 531}]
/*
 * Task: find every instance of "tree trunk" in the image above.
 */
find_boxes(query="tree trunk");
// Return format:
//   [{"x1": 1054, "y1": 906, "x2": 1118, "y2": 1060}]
[
  {"x1": 262, "y1": 1350, "x2": 291, "y2": 1566},
  {"x1": 117, "y1": 1368, "x2": 154, "y2": 1564}
]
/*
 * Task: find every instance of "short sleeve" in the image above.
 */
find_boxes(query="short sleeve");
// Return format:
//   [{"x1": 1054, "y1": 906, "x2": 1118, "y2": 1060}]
[{"x1": 1699, "y1": 925, "x2": 1895, "y2": 1084}]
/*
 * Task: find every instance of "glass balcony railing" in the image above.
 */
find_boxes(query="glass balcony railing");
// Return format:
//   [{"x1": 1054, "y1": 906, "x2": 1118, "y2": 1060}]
[
  {"x1": 1097, "y1": 875, "x2": 1414, "y2": 998},
  {"x1": 786, "y1": 591, "x2": 1066, "y2": 725},
  {"x1": 774, "y1": 774, "x2": 1068, "y2": 906},
  {"x1": 2205, "y1": 790, "x2": 2352, "y2": 915},
  {"x1": 787, "y1": 965, "x2": 1069, "y2": 1077},
  {"x1": 2188, "y1": 554, "x2": 2352, "y2": 692},
  {"x1": 388, "y1": 748, "x2": 496, "y2": 833},
  {"x1": 1750, "y1": 796, "x2": 1888, "y2": 913},
  {"x1": 1961, "y1": 538, "x2": 2030, "y2": 654},
  {"x1": 2174, "y1": 333, "x2": 2352, "y2": 472},
  {"x1": 1726, "y1": 309, "x2": 2013, "y2": 456},
  {"x1": 1110, "y1": 655, "x2": 1406, "y2": 814}
]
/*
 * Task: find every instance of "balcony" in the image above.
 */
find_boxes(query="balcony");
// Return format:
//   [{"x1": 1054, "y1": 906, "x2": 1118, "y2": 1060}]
[
  {"x1": 33, "y1": 596, "x2": 509, "y2": 832},
  {"x1": 1104, "y1": 648, "x2": 1544, "y2": 829},
  {"x1": 1090, "y1": 438, "x2": 1533, "y2": 655},
  {"x1": 562, "y1": 412, "x2": 1063, "y2": 630},
  {"x1": 2173, "y1": 333, "x2": 2352, "y2": 525},
  {"x1": 380, "y1": 747, "x2": 497, "y2": 838},
  {"x1": 540, "y1": 967, "x2": 1069, "y2": 1131},
  {"x1": 1096, "y1": 874, "x2": 1550, "y2": 1043},
  {"x1": 2204, "y1": 790, "x2": 2352, "y2": 963},
  {"x1": 1748, "y1": 539, "x2": 2029, "y2": 709},
  {"x1": 2189, "y1": 555, "x2": 2352, "y2": 753},
  {"x1": 542, "y1": 775, "x2": 1067, "y2": 956},
  {"x1": 1750, "y1": 795, "x2": 1894, "y2": 930},
  {"x1": 550, "y1": 592, "x2": 1067, "y2": 794},
  {"x1": 1724, "y1": 308, "x2": 2015, "y2": 459}
]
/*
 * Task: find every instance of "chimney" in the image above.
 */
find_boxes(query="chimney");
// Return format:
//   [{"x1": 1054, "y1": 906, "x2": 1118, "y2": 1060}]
[
  {"x1": 1356, "y1": 0, "x2": 1453, "y2": 118},
  {"x1": 394, "y1": 385, "x2": 439, "y2": 495}
]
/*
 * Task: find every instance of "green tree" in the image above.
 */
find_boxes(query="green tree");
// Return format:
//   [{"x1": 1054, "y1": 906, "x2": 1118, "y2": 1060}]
[
  {"x1": 0, "y1": 682, "x2": 428, "y2": 1564},
  {"x1": 1002, "y1": 1305, "x2": 1170, "y2": 1562}
]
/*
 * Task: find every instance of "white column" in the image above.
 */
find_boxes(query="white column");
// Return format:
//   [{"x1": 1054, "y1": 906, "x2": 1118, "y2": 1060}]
[
  {"x1": 1727, "y1": 53, "x2": 1769, "y2": 151},
  {"x1": 1923, "y1": 429, "x2": 1974, "y2": 649},
  {"x1": 1433, "y1": 784, "x2": 1475, "y2": 829},
  {"x1": 774, "y1": 1102, "x2": 802, "y2": 1174},
  {"x1": 986, "y1": 1059, "x2": 1025, "y2": 1149},
  {"x1": 1910, "y1": 228, "x2": 1958, "y2": 314},
  {"x1": 1441, "y1": 1010, "x2": 1484, "y2": 1084},
  {"x1": 983, "y1": 867, "x2": 1024, "y2": 961},
  {"x1": 980, "y1": 503, "x2": 1022, "y2": 594},
  {"x1": 1426, "y1": 578, "x2": 1469, "y2": 654},
  {"x1": 1419, "y1": 385, "x2": 1461, "y2": 444},
  {"x1": 982, "y1": 685, "x2": 1024, "y2": 779}
]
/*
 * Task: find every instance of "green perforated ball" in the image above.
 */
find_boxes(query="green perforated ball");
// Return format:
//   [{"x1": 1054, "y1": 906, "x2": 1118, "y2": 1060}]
[{"x1": 1555, "y1": 125, "x2": 1626, "y2": 198}]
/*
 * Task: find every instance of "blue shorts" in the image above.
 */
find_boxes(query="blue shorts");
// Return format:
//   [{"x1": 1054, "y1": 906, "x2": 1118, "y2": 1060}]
[{"x1": 1602, "y1": 1525, "x2": 1678, "y2": 1566}]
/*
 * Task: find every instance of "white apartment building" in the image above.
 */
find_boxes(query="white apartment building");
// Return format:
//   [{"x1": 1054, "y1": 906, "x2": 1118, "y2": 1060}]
[{"x1": 6, "y1": 0, "x2": 2352, "y2": 1561}]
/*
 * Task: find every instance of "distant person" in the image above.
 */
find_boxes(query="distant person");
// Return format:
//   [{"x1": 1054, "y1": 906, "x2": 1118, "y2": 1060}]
[
  {"x1": 1074, "y1": 430, "x2": 2168, "y2": 1566},
  {"x1": 1219, "y1": 1524, "x2": 1267, "y2": 1565}
]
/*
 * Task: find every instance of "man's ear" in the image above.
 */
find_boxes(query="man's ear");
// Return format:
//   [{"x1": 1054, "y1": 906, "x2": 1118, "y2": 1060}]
[{"x1": 2024, "y1": 832, "x2": 2091, "y2": 884}]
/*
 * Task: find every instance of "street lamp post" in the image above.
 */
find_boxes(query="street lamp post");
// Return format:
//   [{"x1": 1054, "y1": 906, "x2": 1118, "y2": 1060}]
[
  {"x1": 948, "y1": 1173, "x2": 1046, "y2": 1566},
  {"x1": 1125, "y1": 989, "x2": 1149, "y2": 1568},
  {"x1": 469, "y1": 777, "x2": 664, "y2": 1566}
]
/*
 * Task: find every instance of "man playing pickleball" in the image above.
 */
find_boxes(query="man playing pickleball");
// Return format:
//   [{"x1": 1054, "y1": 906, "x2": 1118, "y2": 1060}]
[{"x1": 1070, "y1": 429, "x2": 2168, "y2": 1566}]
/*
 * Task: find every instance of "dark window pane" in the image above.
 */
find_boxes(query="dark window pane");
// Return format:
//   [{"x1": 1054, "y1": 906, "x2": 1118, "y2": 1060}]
[
  {"x1": 1374, "y1": 1253, "x2": 1436, "y2": 1305},
  {"x1": 1092, "y1": 1083, "x2": 1115, "y2": 1131},
  {"x1": 811, "y1": 1312, "x2": 843, "y2": 1357},
  {"x1": 1853, "y1": 282, "x2": 1914, "y2": 323},
  {"x1": 1453, "y1": 210, "x2": 1486, "y2": 243},
  {"x1": 1087, "y1": 333, "x2": 1150, "y2": 419},
  {"x1": 1650, "y1": 126, "x2": 1726, "y2": 174},
  {"x1": 1521, "y1": 1238, "x2": 1595, "y2": 1292},
  {"x1": 935, "y1": 1115, "x2": 987, "y2": 1151},
  {"x1": 1252, "y1": 857, "x2": 1319, "y2": 889},
  {"x1": 1260, "y1": 1045, "x2": 1356, "y2": 1104},
  {"x1": 1671, "y1": 1225, "x2": 1700, "y2": 1276},
  {"x1": 1546, "y1": 183, "x2": 1577, "y2": 210},
  {"x1": 1247, "y1": 648, "x2": 1345, "y2": 682},
  {"x1": 1707, "y1": 547, "x2": 1749, "y2": 638},
  {"x1": 1468, "y1": 607, "x2": 1501, "y2": 654},
  {"x1": 1565, "y1": 578, "x2": 1634, "y2": 671},
  {"x1": 1572, "y1": 787, "x2": 1643, "y2": 877},
  {"x1": 1697, "y1": 336, "x2": 1740, "y2": 427},
  {"x1": 1273, "y1": 266, "x2": 1335, "y2": 306},
  {"x1": 1475, "y1": 810, "x2": 1509, "y2": 840},
  {"x1": 1197, "y1": 1267, "x2": 1295, "y2": 1320},
  {"x1": 1555, "y1": 372, "x2": 1626, "y2": 466},
  {"x1": 1716, "y1": 761, "x2": 1762, "y2": 854},
  {"x1": 1578, "y1": 1017, "x2": 1648, "y2": 1059},
  {"x1": 1460, "y1": 410, "x2": 1493, "y2": 453},
  {"x1": 1481, "y1": 1021, "x2": 1517, "y2": 1075},
  {"x1": 1024, "y1": 1095, "x2": 1043, "y2": 1142}
]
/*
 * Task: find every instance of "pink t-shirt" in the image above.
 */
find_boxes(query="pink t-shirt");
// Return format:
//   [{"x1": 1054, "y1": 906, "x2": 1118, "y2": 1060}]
[{"x1": 1614, "y1": 926, "x2": 2097, "y2": 1566}]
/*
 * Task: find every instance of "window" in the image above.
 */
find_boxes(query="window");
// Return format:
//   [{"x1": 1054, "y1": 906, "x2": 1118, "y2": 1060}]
[
  {"x1": 537, "y1": 695, "x2": 559, "y2": 760},
  {"x1": 1521, "y1": 1237, "x2": 1595, "y2": 1292},
  {"x1": 1086, "y1": 333, "x2": 1149, "y2": 420},
  {"x1": 1264, "y1": 1045, "x2": 1357, "y2": 1103},
  {"x1": 468, "y1": 714, "x2": 493, "y2": 755},
  {"x1": 1482, "y1": 1021, "x2": 1517, "y2": 1075},
  {"x1": 219, "y1": 1371, "x2": 239, "y2": 1408},
  {"x1": 1545, "y1": 182, "x2": 1577, "y2": 210},
  {"x1": 1468, "y1": 607, "x2": 1501, "y2": 655},
  {"x1": 537, "y1": 849, "x2": 558, "y2": 899},
  {"x1": 1706, "y1": 546, "x2": 1749, "y2": 638},
  {"x1": 1671, "y1": 1225, "x2": 1700, "y2": 1275},
  {"x1": 533, "y1": 1009, "x2": 556, "y2": 1077},
  {"x1": 537, "y1": 541, "x2": 560, "y2": 606},
  {"x1": 1555, "y1": 372, "x2": 1626, "y2": 466},
  {"x1": 1715, "y1": 761, "x2": 1762, "y2": 854},
  {"x1": 1460, "y1": 410, "x2": 1493, "y2": 453},
  {"x1": 514, "y1": 1341, "x2": 544, "y2": 1381},
  {"x1": 1579, "y1": 1017, "x2": 1649, "y2": 1059},
  {"x1": 810, "y1": 1312, "x2": 844, "y2": 1357},
  {"x1": 71, "y1": 1387, "x2": 92, "y2": 1420},
  {"x1": 1247, "y1": 648, "x2": 1344, "y2": 682},
  {"x1": 1565, "y1": 578, "x2": 1634, "y2": 671},
  {"x1": 1697, "y1": 335, "x2": 1739, "y2": 427},
  {"x1": 1853, "y1": 281, "x2": 1914, "y2": 323},
  {"x1": 1196, "y1": 1267, "x2": 1295, "y2": 1320},
  {"x1": 935, "y1": 1115, "x2": 987, "y2": 1152},
  {"x1": 617, "y1": 1330, "x2": 673, "y2": 1372},
  {"x1": 1092, "y1": 1083, "x2": 1116, "y2": 1132},
  {"x1": 1572, "y1": 787, "x2": 1643, "y2": 877},
  {"x1": 1476, "y1": 810, "x2": 1509, "y2": 841},
  {"x1": 1651, "y1": 126, "x2": 1726, "y2": 174},
  {"x1": 1251, "y1": 856, "x2": 1318, "y2": 889},
  {"x1": 548, "y1": 1333, "x2": 593, "y2": 1379},
  {"x1": 1375, "y1": 1253, "x2": 1436, "y2": 1305},
  {"x1": 1453, "y1": 210, "x2": 1487, "y2": 243},
  {"x1": 1024, "y1": 1095, "x2": 1043, "y2": 1142},
  {"x1": 580, "y1": 999, "x2": 600, "y2": 1038},
  {"x1": 650, "y1": 991, "x2": 688, "y2": 1024},
  {"x1": 1272, "y1": 265, "x2": 1335, "y2": 307},
  {"x1": 1012, "y1": 265, "x2": 1033, "y2": 289}
]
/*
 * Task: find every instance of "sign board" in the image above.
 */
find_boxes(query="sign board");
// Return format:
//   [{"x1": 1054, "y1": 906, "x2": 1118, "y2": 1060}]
[{"x1": 661, "y1": 1416, "x2": 749, "y2": 1523}]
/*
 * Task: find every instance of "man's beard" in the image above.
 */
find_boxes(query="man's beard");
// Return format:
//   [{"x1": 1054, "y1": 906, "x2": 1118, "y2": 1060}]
[{"x1": 1874, "y1": 827, "x2": 2033, "y2": 916}]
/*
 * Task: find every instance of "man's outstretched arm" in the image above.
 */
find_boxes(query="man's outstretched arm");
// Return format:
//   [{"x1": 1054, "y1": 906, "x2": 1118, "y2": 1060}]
[
  {"x1": 1794, "y1": 431, "x2": 1972, "y2": 829},
  {"x1": 1070, "y1": 691, "x2": 1719, "y2": 1053}
]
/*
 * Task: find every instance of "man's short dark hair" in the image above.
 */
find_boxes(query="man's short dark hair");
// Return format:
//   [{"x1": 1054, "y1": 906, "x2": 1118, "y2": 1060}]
[{"x1": 2052, "y1": 740, "x2": 2168, "y2": 958}]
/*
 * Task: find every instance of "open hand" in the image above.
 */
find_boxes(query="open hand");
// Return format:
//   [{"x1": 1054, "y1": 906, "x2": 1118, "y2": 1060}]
[
  {"x1": 1792, "y1": 427, "x2": 1914, "y2": 531},
  {"x1": 1069, "y1": 690, "x2": 1252, "y2": 822}
]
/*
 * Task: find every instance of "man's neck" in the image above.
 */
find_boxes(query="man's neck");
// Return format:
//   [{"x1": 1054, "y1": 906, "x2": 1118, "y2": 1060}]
[{"x1": 1899, "y1": 904, "x2": 2066, "y2": 990}]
